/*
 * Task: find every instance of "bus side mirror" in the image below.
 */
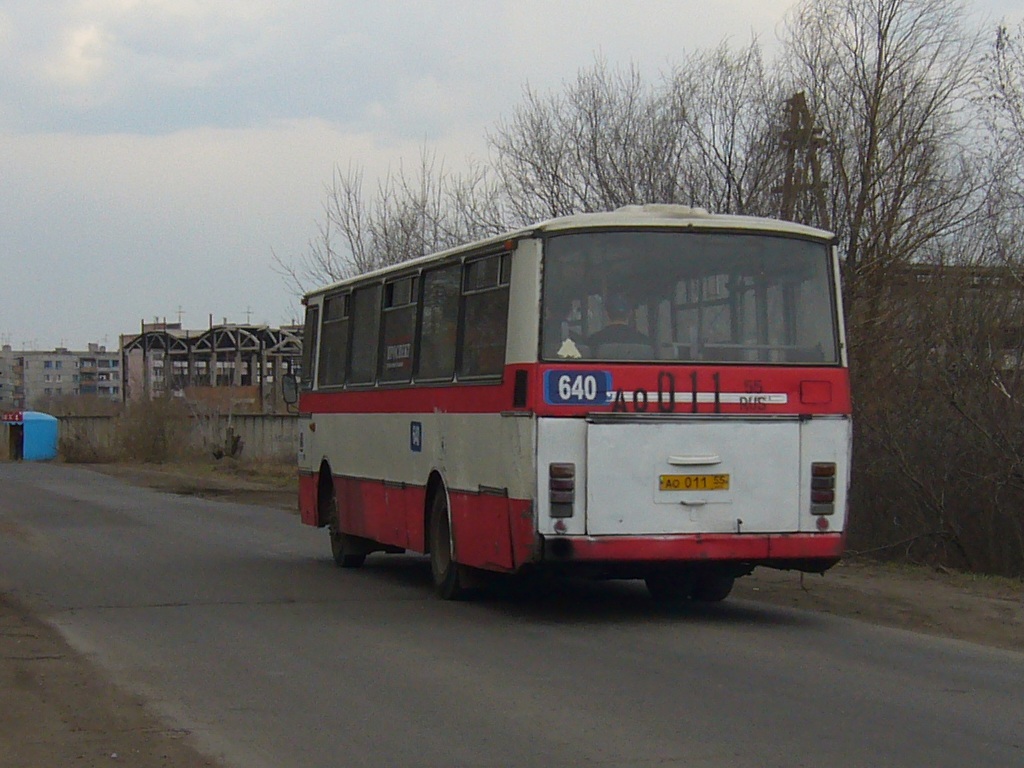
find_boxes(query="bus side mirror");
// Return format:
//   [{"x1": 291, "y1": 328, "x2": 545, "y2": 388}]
[{"x1": 282, "y1": 374, "x2": 299, "y2": 405}]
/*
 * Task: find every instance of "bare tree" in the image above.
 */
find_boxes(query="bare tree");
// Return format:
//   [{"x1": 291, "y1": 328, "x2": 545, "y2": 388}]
[
  {"x1": 276, "y1": 146, "x2": 509, "y2": 293},
  {"x1": 667, "y1": 41, "x2": 789, "y2": 217},
  {"x1": 989, "y1": 22, "x2": 1024, "y2": 154},
  {"x1": 784, "y1": 0, "x2": 984, "y2": 314},
  {"x1": 488, "y1": 47, "x2": 788, "y2": 221},
  {"x1": 980, "y1": 21, "x2": 1024, "y2": 275},
  {"x1": 488, "y1": 59, "x2": 682, "y2": 220}
]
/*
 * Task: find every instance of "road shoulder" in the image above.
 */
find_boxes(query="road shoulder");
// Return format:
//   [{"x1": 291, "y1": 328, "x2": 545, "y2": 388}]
[{"x1": 0, "y1": 593, "x2": 219, "y2": 767}]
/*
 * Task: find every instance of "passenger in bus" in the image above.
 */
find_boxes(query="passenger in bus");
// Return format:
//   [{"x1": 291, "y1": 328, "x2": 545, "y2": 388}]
[{"x1": 586, "y1": 293, "x2": 653, "y2": 359}]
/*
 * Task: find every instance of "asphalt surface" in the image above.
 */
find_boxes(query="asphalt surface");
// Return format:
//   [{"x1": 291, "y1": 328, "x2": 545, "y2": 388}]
[{"x1": 1, "y1": 461, "x2": 1022, "y2": 768}]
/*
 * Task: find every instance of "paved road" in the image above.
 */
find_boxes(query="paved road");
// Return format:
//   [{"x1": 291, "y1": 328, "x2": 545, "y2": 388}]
[{"x1": 1, "y1": 462, "x2": 1022, "y2": 768}]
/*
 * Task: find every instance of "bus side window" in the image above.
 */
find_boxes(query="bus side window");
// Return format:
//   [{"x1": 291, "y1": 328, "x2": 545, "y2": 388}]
[
  {"x1": 417, "y1": 265, "x2": 461, "y2": 381},
  {"x1": 317, "y1": 294, "x2": 348, "y2": 387},
  {"x1": 301, "y1": 305, "x2": 319, "y2": 388},
  {"x1": 348, "y1": 285, "x2": 382, "y2": 385},
  {"x1": 458, "y1": 254, "x2": 510, "y2": 379},
  {"x1": 380, "y1": 275, "x2": 418, "y2": 383}
]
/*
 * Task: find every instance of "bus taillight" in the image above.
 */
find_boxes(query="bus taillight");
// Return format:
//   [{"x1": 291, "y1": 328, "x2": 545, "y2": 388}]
[
  {"x1": 810, "y1": 462, "x2": 836, "y2": 515},
  {"x1": 549, "y1": 463, "x2": 575, "y2": 518}
]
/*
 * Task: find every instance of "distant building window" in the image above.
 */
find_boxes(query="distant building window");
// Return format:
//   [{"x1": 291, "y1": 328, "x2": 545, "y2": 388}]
[
  {"x1": 55, "y1": 361, "x2": 62, "y2": 369},
  {"x1": 44, "y1": 374, "x2": 51, "y2": 382},
  {"x1": 44, "y1": 388, "x2": 51, "y2": 395},
  {"x1": 111, "y1": 360, "x2": 119, "y2": 368},
  {"x1": 44, "y1": 361, "x2": 53, "y2": 369}
]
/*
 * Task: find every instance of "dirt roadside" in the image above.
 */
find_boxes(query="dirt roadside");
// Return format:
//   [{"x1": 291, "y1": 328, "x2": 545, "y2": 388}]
[{"x1": 2, "y1": 461, "x2": 1022, "y2": 767}]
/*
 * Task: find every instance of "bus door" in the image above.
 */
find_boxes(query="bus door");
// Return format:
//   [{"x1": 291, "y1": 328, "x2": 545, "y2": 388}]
[{"x1": 584, "y1": 416, "x2": 802, "y2": 535}]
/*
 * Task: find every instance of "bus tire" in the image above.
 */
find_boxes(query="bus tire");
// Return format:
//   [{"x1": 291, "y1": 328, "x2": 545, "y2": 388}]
[
  {"x1": 691, "y1": 573, "x2": 735, "y2": 602},
  {"x1": 645, "y1": 571, "x2": 694, "y2": 606},
  {"x1": 327, "y1": 496, "x2": 366, "y2": 569},
  {"x1": 331, "y1": 530, "x2": 367, "y2": 569},
  {"x1": 428, "y1": 488, "x2": 466, "y2": 600}
]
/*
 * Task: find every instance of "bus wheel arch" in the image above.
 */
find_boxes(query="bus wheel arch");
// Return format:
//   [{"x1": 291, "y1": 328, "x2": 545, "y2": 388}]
[
  {"x1": 423, "y1": 471, "x2": 446, "y2": 555},
  {"x1": 316, "y1": 460, "x2": 334, "y2": 528}
]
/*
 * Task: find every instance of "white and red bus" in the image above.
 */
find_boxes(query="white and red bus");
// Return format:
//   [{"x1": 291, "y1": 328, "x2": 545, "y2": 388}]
[{"x1": 287, "y1": 205, "x2": 851, "y2": 601}]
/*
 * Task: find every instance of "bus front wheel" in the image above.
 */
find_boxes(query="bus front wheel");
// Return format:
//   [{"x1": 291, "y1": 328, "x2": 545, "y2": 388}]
[
  {"x1": 428, "y1": 489, "x2": 466, "y2": 600},
  {"x1": 327, "y1": 497, "x2": 366, "y2": 569}
]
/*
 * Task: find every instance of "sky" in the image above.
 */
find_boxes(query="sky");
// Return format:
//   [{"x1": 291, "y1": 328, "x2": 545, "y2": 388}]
[{"x1": 1, "y1": 1, "x2": 1021, "y2": 351}]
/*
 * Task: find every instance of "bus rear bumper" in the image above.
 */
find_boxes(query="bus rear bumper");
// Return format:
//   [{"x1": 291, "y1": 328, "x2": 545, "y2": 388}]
[{"x1": 541, "y1": 532, "x2": 844, "y2": 572}]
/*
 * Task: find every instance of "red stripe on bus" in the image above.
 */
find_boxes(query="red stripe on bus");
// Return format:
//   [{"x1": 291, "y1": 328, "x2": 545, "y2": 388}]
[{"x1": 299, "y1": 364, "x2": 851, "y2": 416}]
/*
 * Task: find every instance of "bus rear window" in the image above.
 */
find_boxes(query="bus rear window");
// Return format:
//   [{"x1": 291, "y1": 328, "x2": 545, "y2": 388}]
[{"x1": 541, "y1": 231, "x2": 838, "y2": 365}]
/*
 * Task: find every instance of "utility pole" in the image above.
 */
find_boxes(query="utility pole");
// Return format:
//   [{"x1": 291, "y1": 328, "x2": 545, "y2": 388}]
[{"x1": 779, "y1": 92, "x2": 829, "y2": 230}]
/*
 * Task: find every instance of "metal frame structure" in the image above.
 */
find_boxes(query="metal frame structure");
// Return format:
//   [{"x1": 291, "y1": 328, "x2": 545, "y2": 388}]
[{"x1": 120, "y1": 323, "x2": 302, "y2": 411}]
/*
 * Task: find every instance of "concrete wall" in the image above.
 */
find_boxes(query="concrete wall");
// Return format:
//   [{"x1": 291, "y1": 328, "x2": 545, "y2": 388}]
[{"x1": 57, "y1": 414, "x2": 299, "y2": 462}]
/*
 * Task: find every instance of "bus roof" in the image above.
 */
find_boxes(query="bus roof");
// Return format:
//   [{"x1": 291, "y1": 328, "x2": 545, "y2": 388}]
[
  {"x1": 304, "y1": 205, "x2": 835, "y2": 299},
  {"x1": 534, "y1": 205, "x2": 833, "y2": 239}
]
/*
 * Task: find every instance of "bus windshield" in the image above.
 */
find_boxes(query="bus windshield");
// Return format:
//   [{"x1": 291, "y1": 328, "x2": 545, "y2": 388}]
[{"x1": 541, "y1": 230, "x2": 839, "y2": 365}]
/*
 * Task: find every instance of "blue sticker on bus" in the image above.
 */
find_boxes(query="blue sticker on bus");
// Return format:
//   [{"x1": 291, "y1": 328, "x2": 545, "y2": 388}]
[
  {"x1": 410, "y1": 421, "x2": 423, "y2": 452},
  {"x1": 543, "y1": 370, "x2": 614, "y2": 406}
]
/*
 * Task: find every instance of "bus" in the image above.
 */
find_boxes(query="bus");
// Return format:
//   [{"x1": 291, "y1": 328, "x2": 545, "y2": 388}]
[{"x1": 286, "y1": 204, "x2": 851, "y2": 602}]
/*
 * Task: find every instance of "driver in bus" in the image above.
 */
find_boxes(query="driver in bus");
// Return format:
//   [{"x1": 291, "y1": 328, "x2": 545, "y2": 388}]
[{"x1": 586, "y1": 292, "x2": 650, "y2": 352}]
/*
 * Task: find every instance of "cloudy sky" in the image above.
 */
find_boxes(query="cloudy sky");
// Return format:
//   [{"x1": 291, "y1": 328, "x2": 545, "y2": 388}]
[{"x1": 1, "y1": 1, "x2": 1021, "y2": 351}]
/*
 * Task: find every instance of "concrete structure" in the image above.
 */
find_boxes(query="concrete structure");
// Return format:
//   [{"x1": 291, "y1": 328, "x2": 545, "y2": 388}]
[
  {"x1": 0, "y1": 343, "x2": 121, "y2": 410},
  {"x1": 58, "y1": 413, "x2": 298, "y2": 462},
  {"x1": 120, "y1": 321, "x2": 302, "y2": 414}
]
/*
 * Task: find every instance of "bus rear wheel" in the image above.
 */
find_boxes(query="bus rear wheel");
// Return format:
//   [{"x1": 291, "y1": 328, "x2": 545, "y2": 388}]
[
  {"x1": 428, "y1": 489, "x2": 466, "y2": 600},
  {"x1": 645, "y1": 571, "x2": 695, "y2": 606},
  {"x1": 691, "y1": 573, "x2": 735, "y2": 602}
]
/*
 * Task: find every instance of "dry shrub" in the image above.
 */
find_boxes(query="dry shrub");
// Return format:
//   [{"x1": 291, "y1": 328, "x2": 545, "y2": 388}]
[
  {"x1": 848, "y1": 268, "x2": 1024, "y2": 577},
  {"x1": 116, "y1": 396, "x2": 191, "y2": 463},
  {"x1": 58, "y1": 430, "x2": 116, "y2": 463}
]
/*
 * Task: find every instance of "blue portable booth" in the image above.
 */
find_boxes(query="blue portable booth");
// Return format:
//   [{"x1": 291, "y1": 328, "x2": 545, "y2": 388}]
[{"x1": 3, "y1": 410, "x2": 58, "y2": 461}]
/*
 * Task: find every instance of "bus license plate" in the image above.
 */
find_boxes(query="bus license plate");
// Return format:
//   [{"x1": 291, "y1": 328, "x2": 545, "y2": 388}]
[{"x1": 659, "y1": 474, "x2": 730, "y2": 491}]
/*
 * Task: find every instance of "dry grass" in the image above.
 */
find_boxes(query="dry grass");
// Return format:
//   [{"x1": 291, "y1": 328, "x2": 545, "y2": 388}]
[{"x1": 197, "y1": 457, "x2": 297, "y2": 488}]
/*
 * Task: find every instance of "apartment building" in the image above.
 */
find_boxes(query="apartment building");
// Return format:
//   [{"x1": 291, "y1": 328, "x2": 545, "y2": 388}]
[{"x1": 0, "y1": 343, "x2": 122, "y2": 409}]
